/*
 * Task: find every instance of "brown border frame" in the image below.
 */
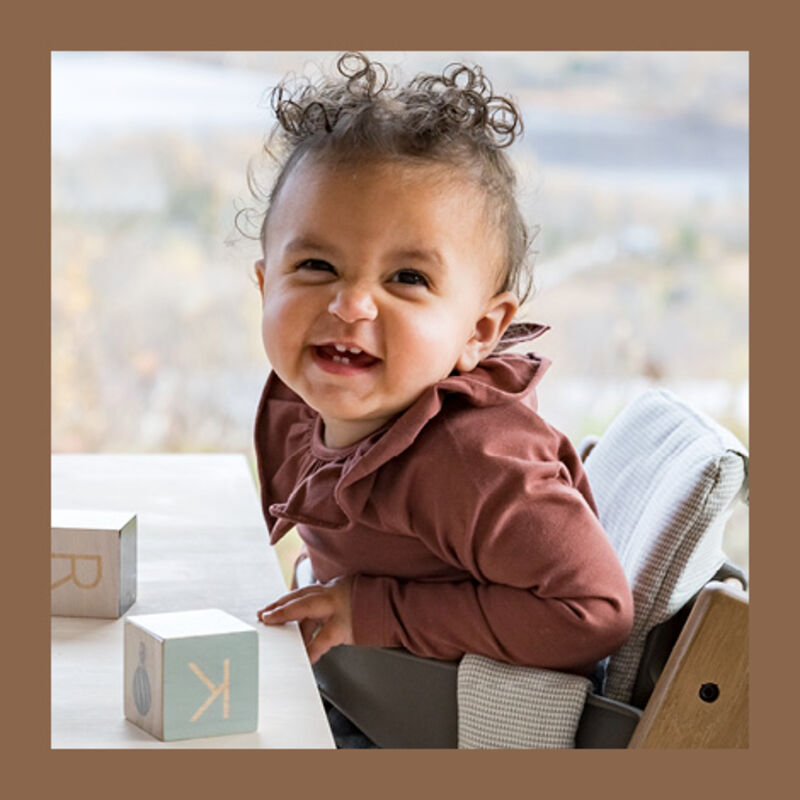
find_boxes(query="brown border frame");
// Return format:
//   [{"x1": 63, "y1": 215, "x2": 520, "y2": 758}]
[{"x1": 10, "y1": 0, "x2": 787, "y2": 795}]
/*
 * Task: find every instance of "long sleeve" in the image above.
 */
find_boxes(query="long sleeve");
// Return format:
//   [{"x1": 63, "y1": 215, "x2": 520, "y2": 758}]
[{"x1": 348, "y1": 416, "x2": 634, "y2": 671}]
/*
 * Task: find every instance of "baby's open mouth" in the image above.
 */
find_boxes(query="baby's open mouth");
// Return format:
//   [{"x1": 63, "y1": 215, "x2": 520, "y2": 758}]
[{"x1": 313, "y1": 344, "x2": 382, "y2": 369}]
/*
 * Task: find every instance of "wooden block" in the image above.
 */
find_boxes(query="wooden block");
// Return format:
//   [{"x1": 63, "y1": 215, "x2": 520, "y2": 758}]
[
  {"x1": 124, "y1": 609, "x2": 259, "y2": 741},
  {"x1": 51, "y1": 509, "x2": 137, "y2": 619},
  {"x1": 628, "y1": 582, "x2": 749, "y2": 748}
]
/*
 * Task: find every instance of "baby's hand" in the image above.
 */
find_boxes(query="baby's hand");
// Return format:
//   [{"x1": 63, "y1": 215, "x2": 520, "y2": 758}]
[{"x1": 256, "y1": 576, "x2": 354, "y2": 665}]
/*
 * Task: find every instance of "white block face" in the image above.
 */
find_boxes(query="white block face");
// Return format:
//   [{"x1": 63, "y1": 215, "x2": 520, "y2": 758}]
[
  {"x1": 128, "y1": 608, "x2": 258, "y2": 639},
  {"x1": 51, "y1": 511, "x2": 137, "y2": 618},
  {"x1": 124, "y1": 610, "x2": 259, "y2": 741}
]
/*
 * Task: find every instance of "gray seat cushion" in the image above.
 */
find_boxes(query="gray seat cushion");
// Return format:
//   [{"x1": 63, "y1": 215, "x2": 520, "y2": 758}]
[{"x1": 583, "y1": 389, "x2": 748, "y2": 702}]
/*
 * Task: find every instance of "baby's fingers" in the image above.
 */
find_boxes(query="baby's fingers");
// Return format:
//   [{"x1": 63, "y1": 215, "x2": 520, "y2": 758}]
[
  {"x1": 256, "y1": 585, "x2": 323, "y2": 619},
  {"x1": 258, "y1": 590, "x2": 334, "y2": 625}
]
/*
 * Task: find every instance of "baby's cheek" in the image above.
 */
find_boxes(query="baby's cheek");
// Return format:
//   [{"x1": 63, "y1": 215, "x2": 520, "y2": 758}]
[
  {"x1": 405, "y1": 316, "x2": 466, "y2": 369},
  {"x1": 260, "y1": 313, "x2": 290, "y2": 370},
  {"x1": 263, "y1": 323, "x2": 291, "y2": 365}
]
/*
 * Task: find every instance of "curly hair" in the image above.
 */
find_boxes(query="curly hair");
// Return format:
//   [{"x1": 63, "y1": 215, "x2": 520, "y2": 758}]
[{"x1": 244, "y1": 52, "x2": 535, "y2": 305}]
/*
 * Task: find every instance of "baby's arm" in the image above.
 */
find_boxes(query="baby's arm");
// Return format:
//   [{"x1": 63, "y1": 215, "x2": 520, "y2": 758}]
[
  {"x1": 257, "y1": 478, "x2": 630, "y2": 669},
  {"x1": 349, "y1": 462, "x2": 633, "y2": 671}
]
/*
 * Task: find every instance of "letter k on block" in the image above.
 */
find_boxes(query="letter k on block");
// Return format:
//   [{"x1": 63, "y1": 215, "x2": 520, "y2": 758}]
[{"x1": 188, "y1": 660, "x2": 230, "y2": 722}]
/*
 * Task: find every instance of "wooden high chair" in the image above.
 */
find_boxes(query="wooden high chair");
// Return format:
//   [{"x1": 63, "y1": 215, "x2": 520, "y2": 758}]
[{"x1": 310, "y1": 388, "x2": 749, "y2": 748}]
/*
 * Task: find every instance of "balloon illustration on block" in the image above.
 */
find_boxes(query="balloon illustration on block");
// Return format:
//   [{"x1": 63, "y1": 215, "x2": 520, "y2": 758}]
[{"x1": 133, "y1": 642, "x2": 152, "y2": 715}]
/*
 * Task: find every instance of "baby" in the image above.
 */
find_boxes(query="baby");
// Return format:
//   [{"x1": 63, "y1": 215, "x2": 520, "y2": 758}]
[{"x1": 252, "y1": 53, "x2": 633, "y2": 677}]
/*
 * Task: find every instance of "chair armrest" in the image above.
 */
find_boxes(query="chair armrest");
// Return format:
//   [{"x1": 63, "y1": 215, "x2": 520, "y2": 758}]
[{"x1": 628, "y1": 581, "x2": 749, "y2": 748}]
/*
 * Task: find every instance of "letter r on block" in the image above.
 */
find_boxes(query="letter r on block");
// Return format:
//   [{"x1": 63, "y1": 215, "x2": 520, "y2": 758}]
[
  {"x1": 188, "y1": 660, "x2": 230, "y2": 722},
  {"x1": 51, "y1": 553, "x2": 103, "y2": 590}
]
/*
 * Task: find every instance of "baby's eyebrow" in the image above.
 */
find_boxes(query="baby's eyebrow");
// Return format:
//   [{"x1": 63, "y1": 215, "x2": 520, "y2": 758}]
[
  {"x1": 284, "y1": 235, "x2": 338, "y2": 256},
  {"x1": 389, "y1": 247, "x2": 445, "y2": 269}
]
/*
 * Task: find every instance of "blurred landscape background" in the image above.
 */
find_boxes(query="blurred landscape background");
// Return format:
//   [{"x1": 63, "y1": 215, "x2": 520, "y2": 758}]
[{"x1": 51, "y1": 51, "x2": 748, "y2": 576}]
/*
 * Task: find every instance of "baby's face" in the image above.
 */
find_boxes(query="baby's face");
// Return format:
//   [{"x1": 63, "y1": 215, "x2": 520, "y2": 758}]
[{"x1": 256, "y1": 156, "x2": 517, "y2": 448}]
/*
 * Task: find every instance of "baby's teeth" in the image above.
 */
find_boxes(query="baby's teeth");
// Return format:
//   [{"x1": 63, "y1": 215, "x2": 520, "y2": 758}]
[
  {"x1": 331, "y1": 355, "x2": 350, "y2": 364},
  {"x1": 334, "y1": 344, "x2": 363, "y2": 355}
]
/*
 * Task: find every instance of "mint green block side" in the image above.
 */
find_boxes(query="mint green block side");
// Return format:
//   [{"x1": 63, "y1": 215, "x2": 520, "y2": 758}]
[{"x1": 162, "y1": 630, "x2": 258, "y2": 741}]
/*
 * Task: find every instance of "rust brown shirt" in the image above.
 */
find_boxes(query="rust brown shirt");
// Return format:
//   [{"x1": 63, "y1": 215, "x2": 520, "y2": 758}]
[{"x1": 254, "y1": 345, "x2": 633, "y2": 673}]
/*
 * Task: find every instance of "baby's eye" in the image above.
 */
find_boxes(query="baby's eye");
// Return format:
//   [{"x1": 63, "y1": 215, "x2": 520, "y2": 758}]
[
  {"x1": 297, "y1": 259, "x2": 335, "y2": 273},
  {"x1": 391, "y1": 269, "x2": 429, "y2": 288}
]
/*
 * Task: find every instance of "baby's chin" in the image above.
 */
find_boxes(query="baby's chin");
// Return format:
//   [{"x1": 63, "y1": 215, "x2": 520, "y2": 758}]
[
  {"x1": 320, "y1": 395, "x2": 418, "y2": 429},
  {"x1": 290, "y1": 370, "x2": 436, "y2": 425}
]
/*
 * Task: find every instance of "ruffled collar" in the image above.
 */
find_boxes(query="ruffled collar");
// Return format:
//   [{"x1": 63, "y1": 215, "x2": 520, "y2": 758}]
[{"x1": 256, "y1": 322, "x2": 551, "y2": 539}]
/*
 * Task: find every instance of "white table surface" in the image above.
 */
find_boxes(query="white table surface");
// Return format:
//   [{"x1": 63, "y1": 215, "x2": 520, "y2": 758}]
[{"x1": 51, "y1": 453, "x2": 335, "y2": 749}]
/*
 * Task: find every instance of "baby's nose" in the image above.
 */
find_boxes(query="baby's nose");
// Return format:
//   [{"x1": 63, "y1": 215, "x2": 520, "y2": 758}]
[{"x1": 327, "y1": 285, "x2": 378, "y2": 323}]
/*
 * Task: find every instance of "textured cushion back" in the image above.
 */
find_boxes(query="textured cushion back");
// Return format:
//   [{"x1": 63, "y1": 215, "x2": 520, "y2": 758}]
[{"x1": 583, "y1": 389, "x2": 748, "y2": 703}]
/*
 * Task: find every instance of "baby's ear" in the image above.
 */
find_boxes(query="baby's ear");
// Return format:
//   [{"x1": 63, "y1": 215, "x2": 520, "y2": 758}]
[
  {"x1": 456, "y1": 291, "x2": 519, "y2": 373},
  {"x1": 254, "y1": 259, "x2": 266, "y2": 296}
]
